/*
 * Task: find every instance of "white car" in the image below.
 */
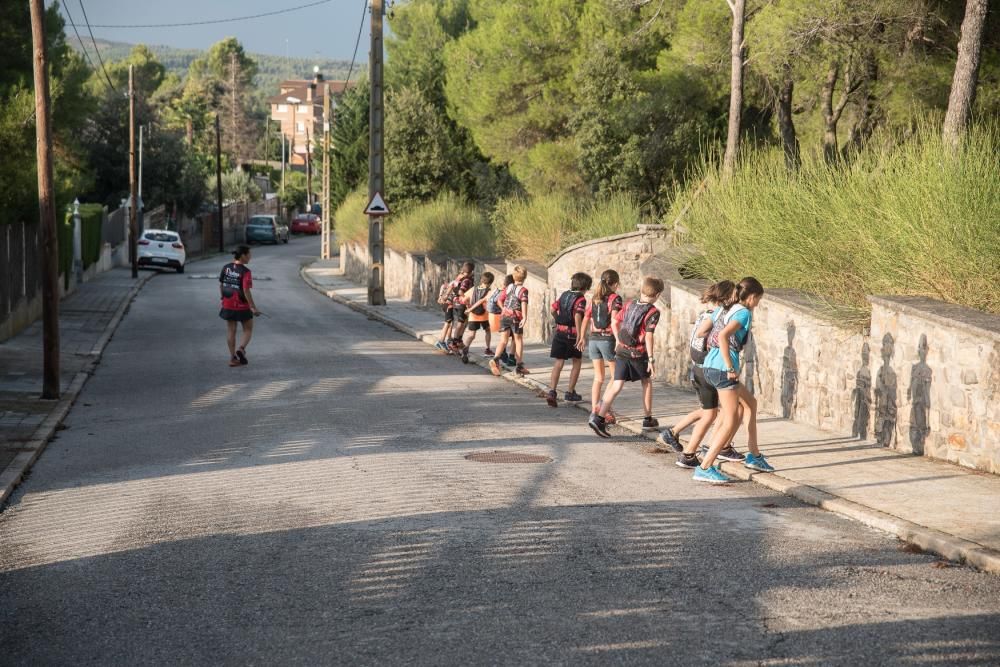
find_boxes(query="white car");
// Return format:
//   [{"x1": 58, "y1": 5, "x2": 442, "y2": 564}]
[{"x1": 138, "y1": 229, "x2": 186, "y2": 273}]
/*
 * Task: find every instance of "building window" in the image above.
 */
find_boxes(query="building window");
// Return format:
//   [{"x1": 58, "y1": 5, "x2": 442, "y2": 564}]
[
  {"x1": 296, "y1": 122, "x2": 305, "y2": 132},
  {"x1": 299, "y1": 104, "x2": 310, "y2": 113},
  {"x1": 276, "y1": 104, "x2": 287, "y2": 112}
]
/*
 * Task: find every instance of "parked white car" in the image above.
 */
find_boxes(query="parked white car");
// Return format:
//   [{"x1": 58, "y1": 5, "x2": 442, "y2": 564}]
[{"x1": 138, "y1": 229, "x2": 186, "y2": 273}]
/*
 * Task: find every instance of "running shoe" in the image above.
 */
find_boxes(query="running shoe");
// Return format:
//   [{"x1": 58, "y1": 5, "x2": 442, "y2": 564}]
[
  {"x1": 236, "y1": 348, "x2": 248, "y2": 365},
  {"x1": 588, "y1": 414, "x2": 611, "y2": 438},
  {"x1": 515, "y1": 364, "x2": 529, "y2": 376},
  {"x1": 642, "y1": 416, "x2": 659, "y2": 430},
  {"x1": 675, "y1": 453, "x2": 701, "y2": 469},
  {"x1": 545, "y1": 390, "x2": 558, "y2": 408},
  {"x1": 718, "y1": 446, "x2": 745, "y2": 462},
  {"x1": 658, "y1": 427, "x2": 683, "y2": 452},
  {"x1": 692, "y1": 465, "x2": 733, "y2": 484},
  {"x1": 564, "y1": 391, "x2": 583, "y2": 402},
  {"x1": 228, "y1": 355, "x2": 241, "y2": 367},
  {"x1": 500, "y1": 352, "x2": 516, "y2": 367},
  {"x1": 483, "y1": 348, "x2": 494, "y2": 357},
  {"x1": 434, "y1": 341, "x2": 449, "y2": 353},
  {"x1": 461, "y1": 348, "x2": 470, "y2": 364},
  {"x1": 605, "y1": 412, "x2": 617, "y2": 425},
  {"x1": 744, "y1": 452, "x2": 776, "y2": 472},
  {"x1": 489, "y1": 359, "x2": 502, "y2": 376}
]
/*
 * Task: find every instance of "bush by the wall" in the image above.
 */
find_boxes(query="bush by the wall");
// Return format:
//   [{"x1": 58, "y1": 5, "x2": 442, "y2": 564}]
[
  {"x1": 390, "y1": 192, "x2": 494, "y2": 257},
  {"x1": 333, "y1": 187, "x2": 370, "y2": 245}
]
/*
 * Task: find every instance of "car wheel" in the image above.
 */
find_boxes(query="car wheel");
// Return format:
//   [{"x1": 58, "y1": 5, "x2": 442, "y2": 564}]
[
  {"x1": 177, "y1": 264, "x2": 185, "y2": 274},
  {"x1": 283, "y1": 236, "x2": 289, "y2": 244}
]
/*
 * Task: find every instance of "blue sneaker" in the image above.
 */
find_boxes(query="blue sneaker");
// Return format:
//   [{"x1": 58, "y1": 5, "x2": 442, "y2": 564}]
[
  {"x1": 744, "y1": 453, "x2": 775, "y2": 472},
  {"x1": 434, "y1": 341, "x2": 449, "y2": 352},
  {"x1": 692, "y1": 465, "x2": 733, "y2": 484}
]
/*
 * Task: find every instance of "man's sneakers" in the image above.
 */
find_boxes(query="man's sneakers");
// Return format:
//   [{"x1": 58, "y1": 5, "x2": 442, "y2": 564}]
[
  {"x1": 657, "y1": 427, "x2": 683, "y2": 452},
  {"x1": 488, "y1": 358, "x2": 502, "y2": 376},
  {"x1": 228, "y1": 355, "x2": 241, "y2": 367},
  {"x1": 692, "y1": 465, "x2": 733, "y2": 484},
  {"x1": 641, "y1": 416, "x2": 659, "y2": 430},
  {"x1": 236, "y1": 348, "x2": 248, "y2": 365},
  {"x1": 588, "y1": 413, "x2": 611, "y2": 438},
  {"x1": 545, "y1": 390, "x2": 558, "y2": 408},
  {"x1": 675, "y1": 452, "x2": 701, "y2": 469},
  {"x1": 744, "y1": 452, "x2": 775, "y2": 472},
  {"x1": 717, "y1": 446, "x2": 745, "y2": 462},
  {"x1": 564, "y1": 390, "x2": 583, "y2": 403}
]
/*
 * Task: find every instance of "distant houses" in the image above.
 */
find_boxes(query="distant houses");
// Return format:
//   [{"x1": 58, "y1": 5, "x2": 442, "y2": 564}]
[{"x1": 269, "y1": 69, "x2": 356, "y2": 167}]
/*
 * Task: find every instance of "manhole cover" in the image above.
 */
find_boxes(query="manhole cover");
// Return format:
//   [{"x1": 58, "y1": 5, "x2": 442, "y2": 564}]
[{"x1": 465, "y1": 451, "x2": 552, "y2": 464}]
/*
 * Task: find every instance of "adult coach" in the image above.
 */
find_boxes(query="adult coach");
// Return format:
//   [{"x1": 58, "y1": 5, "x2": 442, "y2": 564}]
[{"x1": 219, "y1": 245, "x2": 260, "y2": 367}]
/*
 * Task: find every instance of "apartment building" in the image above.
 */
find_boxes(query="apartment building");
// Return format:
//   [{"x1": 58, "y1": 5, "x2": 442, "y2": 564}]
[{"x1": 269, "y1": 69, "x2": 355, "y2": 167}]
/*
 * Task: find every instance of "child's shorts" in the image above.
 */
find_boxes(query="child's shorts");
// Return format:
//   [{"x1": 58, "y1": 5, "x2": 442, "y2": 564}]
[
  {"x1": 588, "y1": 335, "x2": 615, "y2": 361},
  {"x1": 467, "y1": 320, "x2": 489, "y2": 332},
  {"x1": 452, "y1": 304, "x2": 469, "y2": 323},
  {"x1": 703, "y1": 367, "x2": 739, "y2": 391},
  {"x1": 499, "y1": 317, "x2": 523, "y2": 335},
  {"x1": 691, "y1": 365, "x2": 719, "y2": 409},
  {"x1": 614, "y1": 353, "x2": 651, "y2": 382},
  {"x1": 442, "y1": 305, "x2": 455, "y2": 323},
  {"x1": 550, "y1": 332, "x2": 581, "y2": 360}
]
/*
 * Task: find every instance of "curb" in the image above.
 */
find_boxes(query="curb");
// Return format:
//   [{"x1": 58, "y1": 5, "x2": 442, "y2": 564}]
[
  {"x1": 0, "y1": 271, "x2": 155, "y2": 508},
  {"x1": 300, "y1": 264, "x2": 1000, "y2": 575}
]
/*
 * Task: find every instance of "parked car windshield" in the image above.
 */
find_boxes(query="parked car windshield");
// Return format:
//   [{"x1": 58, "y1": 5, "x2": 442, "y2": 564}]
[
  {"x1": 248, "y1": 217, "x2": 274, "y2": 227},
  {"x1": 144, "y1": 232, "x2": 178, "y2": 242}
]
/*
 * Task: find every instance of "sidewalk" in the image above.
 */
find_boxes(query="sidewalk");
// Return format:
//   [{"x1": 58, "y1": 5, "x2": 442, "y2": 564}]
[
  {"x1": 0, "y1": 269, "x2": 153, "y2": 505},
  {"x1": 303, "y1": 258, "x2": 1000, "y2": 574}
]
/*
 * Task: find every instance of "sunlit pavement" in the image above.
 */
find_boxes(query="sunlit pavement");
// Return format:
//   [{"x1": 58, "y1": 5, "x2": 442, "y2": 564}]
[{"x1": 1, "y1": 237, "x2": 998, "y2": 665}]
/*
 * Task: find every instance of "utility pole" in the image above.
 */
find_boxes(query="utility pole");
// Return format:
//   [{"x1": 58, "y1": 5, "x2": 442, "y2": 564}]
[
  {"x1": 322, "y1": 83, "x2": 331, "y2": 259},
  {"x1": 138, "y1": 124, "x2": 144, "y2": 233},
  {"x1": 129, "y1": 64, "x2": 138, "y2": 279},
  {"x1": 215, "y1": 114, "x2": 225, "y2": 252},
  {"x1": 280, "y1": 131, "x2": 286, "y2": 200},
  {"x1": 29, "y1": 0, "x2": 60, "y2": 399},
  {"x1": 368, "y1": 0, "x2": 386, "y2": 305},
  {"x1": 305, "y1": 126, "x2": 312, "y2": 210},
  {"x1": 230, "y1": 52, "x2": 238, "y2": 163}
]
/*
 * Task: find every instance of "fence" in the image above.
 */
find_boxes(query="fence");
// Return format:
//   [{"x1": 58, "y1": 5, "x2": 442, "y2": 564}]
[{"x1": 0, "y1": 222, "x2": 43, "y2": 342}]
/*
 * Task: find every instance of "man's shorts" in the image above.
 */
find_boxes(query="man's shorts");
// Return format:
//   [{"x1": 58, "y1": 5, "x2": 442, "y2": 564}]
[
  {"x1": 614, "y1": 352, "x2": 651, "y2": 382},
  {"x1": 588, "y1": 335, "x2": 615, "y2": 361},
  {"x1": 550, "y1": 332, "x2": 581, "y2": 360},
  {"x1": 703, "y1": 367, "x2": 739, "y2": 391},
  {"x1": 467, "y1": 320, "x2": 488, "y2": 332},
  {"x1": 691, "y1": 365, "x2": 719, "y2": 410},
  {"x1": 499, "y1": 316, "x2": 523, "y2": 335}
]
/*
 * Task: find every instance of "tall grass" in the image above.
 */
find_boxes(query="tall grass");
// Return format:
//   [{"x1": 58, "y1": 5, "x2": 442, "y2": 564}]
[
  {"x1": 493, "y1": 192, "x2": 640, "y2": 263},
  {"x1": 332, "y1": 187, "x2": 370, "y2": 245},
  {"x1": 673, "y1": 124, "x2": 1000, "y2": 320},
  {"x1": 390, "y1": 192, "x2": 495, "y2": 257}
]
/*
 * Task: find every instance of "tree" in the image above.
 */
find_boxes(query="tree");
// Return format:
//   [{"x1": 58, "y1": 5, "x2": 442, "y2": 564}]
[
  {"x1": 942, "y1": 0, "x2": 989, "y2": 146},
  {"x1": 723, "y1": 0, "x2": 747, "y2": 176},
  {"x1": 328, "y1": 80, "x2": 369, "y2": 210},
  {"x1": 208, "y1": 168, "x2": 261, "y2": 204}
]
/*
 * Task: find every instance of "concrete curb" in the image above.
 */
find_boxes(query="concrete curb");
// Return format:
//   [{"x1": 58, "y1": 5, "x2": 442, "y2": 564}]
[
  {"x1": 0, "y1": 271, "x2": 156, "y2": 508},
  {"x1": 300, "y1": 264, "x2": 1000, "y2": 575}
]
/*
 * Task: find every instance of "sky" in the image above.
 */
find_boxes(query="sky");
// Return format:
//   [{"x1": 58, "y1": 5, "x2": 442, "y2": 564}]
[{"x1": 52, "y1": 0, "x2": 374, "y2": 61}]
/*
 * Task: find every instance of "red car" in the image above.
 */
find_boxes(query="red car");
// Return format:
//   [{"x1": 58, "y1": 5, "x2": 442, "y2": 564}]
[{"x1": 290, "y1": 213, "x2": 322, "y2": 235}]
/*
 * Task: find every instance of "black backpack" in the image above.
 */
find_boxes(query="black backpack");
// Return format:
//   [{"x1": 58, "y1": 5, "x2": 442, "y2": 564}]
[
  {"x1": 554, "y1": 290, "x2": 581, "y2": 328},
  {"x1": 470, "y1": 286, "x2": 489, "y2": 316},
  {"x1": 591, "y1": 295, "x2": 614, "y2": 331},
  {"x1": 220, "y1": 263, "x2": 248, "y2": 302},
  {"x1": 689, "y1": 309, "x2": 714, "y2": 364},
  {"x1": 618, "y1": 301, "x2": 654, "y2": 347},
  {"x1": 501, "y1": 285, "x2": 526, "y2": 316}
]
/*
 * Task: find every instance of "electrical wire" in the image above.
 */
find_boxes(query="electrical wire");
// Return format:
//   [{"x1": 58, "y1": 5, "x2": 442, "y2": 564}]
[
  {"x1": 78, "y1": 0, "x2": 119, "y2": 96},
  {"x1": 341, "y1": 0, "x2": 368, "y2": 89},
  {"x1": 60, "y1": 2, "x2": 121, "y2": 97},
  {"x1": 68, "y1": 0, "x2": 334, "y2": 29}
]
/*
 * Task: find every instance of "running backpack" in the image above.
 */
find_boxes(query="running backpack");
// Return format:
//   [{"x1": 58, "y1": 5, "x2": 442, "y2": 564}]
[
  {"x1": 590, "y1": 294, "x2": 617, "y2": 331},
  {"x1": 707, "y1": 304, "x2": 747, "y2": 353},
  {"x1": 618, "y1": 301, "x2": 654, "y2": 347},
  {"x1": 486, "y1": 286, "x2": 504, "y2": 314},
  {"x1": 501, "y1": 285, "x2": 526, "y2": 317},
  {"x1": 554, "y1": 290, "x2": 581, "y2": 328},
  {"x1": 689, "y1": 309, "x2": 714, "y2": 364},
  {"x1": 436, "y1": 279, "x2": 459, "y2": 306},
  {"x1": 470, "y1": 286, "x2": 489, "y2": 316},
  {"x1": 220, "y1": 263, "x2": 249, "y2": 303}
]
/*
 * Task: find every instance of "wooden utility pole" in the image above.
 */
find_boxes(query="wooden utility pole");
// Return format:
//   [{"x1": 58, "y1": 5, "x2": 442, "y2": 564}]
[
  {"x1": 231, "y1": 52, "x2": 239, "y2": 162},
  {"x1": 322, "y1": 83, "x2": 331, "y2": 259},
  {"x1": 29, "y1": 0, "x2": 60, "y2": 399},
  {"x1": 368, "y1": 0, "x2": 386, "y2": 305},
  {"x1": 215, "y1": 114, "x2": 225, "y2": 252},
  {"x1": 129, "y1": 64, "x2": 138, "y2": 278},
  {"x1": 305, "y1": 126, "x2": 313, "y2": 209}
]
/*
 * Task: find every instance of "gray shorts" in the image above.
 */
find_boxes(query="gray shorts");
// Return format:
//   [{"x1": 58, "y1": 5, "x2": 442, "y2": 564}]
[{"x1": 588, "y1": 336, "x2": 615, "y2": 361}]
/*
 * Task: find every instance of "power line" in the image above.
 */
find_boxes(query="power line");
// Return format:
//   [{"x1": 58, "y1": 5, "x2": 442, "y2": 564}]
[
  {"x1": 60, "y1": 2, "x2": 120, "y2": 97},
  {"x1": 342, "y1": 0, "x2": 368, "y2": 88},
  {"x1": 78, "y1": 0, "x2": 119, "y2": 95},
  {"x1": 68, "y1": 0, "x2": 334, "y2": 29}
]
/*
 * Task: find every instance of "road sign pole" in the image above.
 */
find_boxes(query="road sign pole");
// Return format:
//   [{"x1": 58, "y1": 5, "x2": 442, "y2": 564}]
[{"x1": 368, "y1": 0, "x2": 386, "y2": 305}]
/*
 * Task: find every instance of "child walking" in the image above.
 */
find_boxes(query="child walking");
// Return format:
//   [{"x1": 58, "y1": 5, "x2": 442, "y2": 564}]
[
  {"x1": 489, "y1": 265, "x2": 530, "y2": 377},
  {"x1": 546, "y1": 272, "x2": 592, "y2": 407},
  {"x1": 588, "y1": 277, "x2": 664, "y2": 438},
  {"x1": 658, "y1": 281, "x2": 746, "y2": 468},
  {"x1": 693, "y1": 277, "x2": 775, "y2": 483},
  {"x1": 578, "y1": 270, "x2": 623, "y2": 421},
  {"x1": 435, "y1": 261, "x2": 475, "y2": 353},
  {"x1": 460, "y1": 271, "x2": 495, "y2": 363}
]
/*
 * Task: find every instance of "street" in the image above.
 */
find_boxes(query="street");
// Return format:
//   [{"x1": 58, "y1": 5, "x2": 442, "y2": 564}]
[{"x1": 1, "y1": 237, "x2": 998, "y2": 666}]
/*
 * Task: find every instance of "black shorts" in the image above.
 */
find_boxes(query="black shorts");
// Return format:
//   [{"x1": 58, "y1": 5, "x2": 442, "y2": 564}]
[
  {"x1": 550, "y1": 332, "x2": 581, "y2": 360},
  {"x1": 467, "y1": 320, "x2": 488, "y2": 332},
  {"x1": 691, "y1": 365, "x2": 719, "y2": 410},
  {"x1": 452, "y1": 304, "x2": 469, "y2": 323},
  {"x1": 614, "y1": 352, "x2": 651, "y2": 382},
  {"x1": 220, "y1": 308, "x2": 253, "y2": 322},
  {"x1": 442, "y1": 305, "x2": 454, "y2": 322},
  {"x1": 499, "y1": 317, "x2": 523, "y2": 335}
]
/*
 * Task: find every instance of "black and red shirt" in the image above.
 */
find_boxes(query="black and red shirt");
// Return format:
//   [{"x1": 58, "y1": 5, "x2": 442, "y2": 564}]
[
  {"x1": 500, "y1": 284, "x2": 529, "y2": 321},
  {"x1": 220, "y1": 262, "x2": 252, "y2": 311},
  {"x1": 585, "y1": 293, "x2": 623, "y2": 335},
  {"x1": 551, "y1": 290, "x2": 587, "y2": 336},
  {"x1": 448, "y1": 273, "x2": 475, "y2": 307},
  {"x1": 615, "y1": 301, "x2": 660, "y2": 357}
]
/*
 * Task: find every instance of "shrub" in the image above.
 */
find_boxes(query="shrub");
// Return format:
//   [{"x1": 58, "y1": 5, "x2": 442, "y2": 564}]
[
  {"x1": 672, "y1": 123, "x2": 1000, "y2": 321},
  {"x1": 390, "y1": 192, "x2": 494, "y2": 257},
  {"x1": 333, "y1": 187, "x2": 371, "y2": 245}
]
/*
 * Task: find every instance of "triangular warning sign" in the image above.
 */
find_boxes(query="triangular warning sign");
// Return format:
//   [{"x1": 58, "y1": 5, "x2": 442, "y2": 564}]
[{"x1": 364, "y1": 192, "x2": 391, "y2": 216}]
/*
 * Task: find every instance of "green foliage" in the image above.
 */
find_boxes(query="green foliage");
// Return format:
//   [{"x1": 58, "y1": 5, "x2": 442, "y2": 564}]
[
  {"x1": 332, "y1": 187, "x2": 370, "y2": 245},
  {"x1": 329, "y1": 81, "x2": 369, "y2": 210},
  {"x1": 77, "y1": 203, "x2": 104, "y2": 269},
  {"x1": 390, "y1": 192, "x2": 494, "y2": 257},
  {"x1": 210, "y1": 169, "x2": 261, "y2": 204},
  {"x1": 674, "y1": 123, "x2": 1000, "y2": 319},
  {"x1": 282, "y1": 171, "x2": 308, "y2": 215},
  {"x1": 493, "y1": 192, "x2": 640, "y2": 264}
]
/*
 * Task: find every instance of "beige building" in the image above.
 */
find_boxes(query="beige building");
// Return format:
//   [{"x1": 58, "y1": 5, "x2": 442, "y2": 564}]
[{"x1": 269, "y1": 70, "x2": 354, "y2": 167}]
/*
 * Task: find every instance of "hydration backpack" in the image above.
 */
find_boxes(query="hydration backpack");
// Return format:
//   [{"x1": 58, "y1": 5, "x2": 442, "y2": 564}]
[
  {"x1": 486, "y1": 286, "x2": 504, "y2": 314},
  {"x1": 618, "y1": 301, "x2": 654, "y2": 347},
  {"x1": 689, "y1": 309, "x2": 714, "y2": 364},
  {"x1": 707, "y1": 304, "x2": 747, "y2": 353},
  {"x1": 470, "y1": 286, "x2": 489, "y2": 316},
  {"x1": 590, "y1": 294, "x2": 617, "y2": 331},
  {"x1": 436, "y1": 279, "x2": 459, "y2": 306},
  {"x1": 220, "y1": 263, "x2": 249, "y2": 303},
  {"x1": 501, "y1": 285, "x2": 526, "y2": 317},
  {"x1": 554, "y1": 290, "x2": 582, "y2": 328}
]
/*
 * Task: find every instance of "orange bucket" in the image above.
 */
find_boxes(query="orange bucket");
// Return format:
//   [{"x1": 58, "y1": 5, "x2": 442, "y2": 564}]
[{"x1": 489, "y1": 312, "x2": 501, "y2": 333}]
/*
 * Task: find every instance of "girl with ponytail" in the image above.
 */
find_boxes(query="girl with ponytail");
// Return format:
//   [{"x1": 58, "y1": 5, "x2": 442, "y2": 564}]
[{"x1": 578, "y1": 269, "x2": 623, "y2": 420}]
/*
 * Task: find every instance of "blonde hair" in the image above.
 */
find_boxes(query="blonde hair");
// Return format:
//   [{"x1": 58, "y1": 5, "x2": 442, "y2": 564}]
[
  {"x1": 641, "y1": 276, "x2": 665, "y2": 298},
  {"x1": 512, "y1": 265, "x2": 527, "y2": 282}
]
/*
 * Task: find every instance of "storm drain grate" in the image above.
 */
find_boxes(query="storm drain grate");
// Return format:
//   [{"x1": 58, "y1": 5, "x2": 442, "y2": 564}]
[{"x1": 465, "y1": 451, "x2": 552, "y2": 464}]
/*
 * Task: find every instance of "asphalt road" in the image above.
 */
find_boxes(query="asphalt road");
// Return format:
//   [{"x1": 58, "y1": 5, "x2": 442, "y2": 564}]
[{"x1": 1, "y1": 238, "x2": 998, "y2": 666}]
